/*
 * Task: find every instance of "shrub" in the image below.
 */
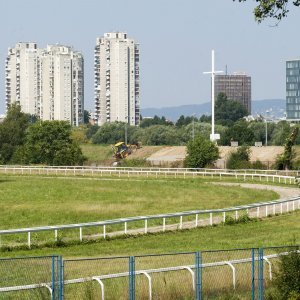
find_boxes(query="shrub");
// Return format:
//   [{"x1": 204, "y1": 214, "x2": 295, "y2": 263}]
[
  {"x1": 226, "y1": 146, "x2": 251, "y2": 169},
  {"x1": 120, "y1": 158, "x2": 151, "y2": 167},
  {"x1": 272, "y1": 249, "x2": 300, "y2": 299},
  {"x1": 184, "y1": 135, "x2": 219, "y2": 168}
]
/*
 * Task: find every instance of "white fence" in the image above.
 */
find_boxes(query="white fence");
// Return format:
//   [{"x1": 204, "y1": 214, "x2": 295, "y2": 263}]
[
  {"x1": 1, "y1": 196, "x2": 299, "y2": 248},
  {"x1": 0, "y1": 165, "x2": 297, "y2": 184}
]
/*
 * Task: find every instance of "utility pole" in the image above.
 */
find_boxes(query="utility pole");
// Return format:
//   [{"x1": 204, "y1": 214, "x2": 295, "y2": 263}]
[
  {"x1": 203, "y1": 50, "x2": 223, "y2": 142},
  {"x1": 192, "y1": 113, "x2": 195, "y2": 141}
]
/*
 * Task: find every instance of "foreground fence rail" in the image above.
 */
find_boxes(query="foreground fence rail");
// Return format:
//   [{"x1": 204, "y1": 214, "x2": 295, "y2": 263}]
[{"x1": 1, "y1": 246, "x2": 299, "y2": 299}]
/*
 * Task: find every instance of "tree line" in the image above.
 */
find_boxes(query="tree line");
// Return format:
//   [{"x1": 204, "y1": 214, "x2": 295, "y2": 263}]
[
  {"x1": 78, "y1": 93, "x2": 297, "y2": 147},
  {"x1": 0, "y1": 105, "x2": 85, "y2": 165}
]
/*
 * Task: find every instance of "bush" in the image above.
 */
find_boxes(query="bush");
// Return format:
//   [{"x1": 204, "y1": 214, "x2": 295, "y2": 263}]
[
  {"x1": 226, "y1": 146, "x2": 251, "y2": 169},
  {"x1": 119, "y1": 158, "x2": 151, "y2": 167},
  {"x1": 272, "y1": 249, "x2": 300, "y2": 299},
  {"x1": 184, "y1": 135, "x2": 219, "y2": 168}
]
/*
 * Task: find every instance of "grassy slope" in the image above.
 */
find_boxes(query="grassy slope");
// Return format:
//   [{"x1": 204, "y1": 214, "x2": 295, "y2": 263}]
[
  {"x1": 80, "y1": 144, "x2": 114, "y2": 166},
  {"x1": 1, "y1": 211, "x2": 299, "y2": 258},
  {"x1": 0, "y1": 176, "x2": 278, "y2": 228}
]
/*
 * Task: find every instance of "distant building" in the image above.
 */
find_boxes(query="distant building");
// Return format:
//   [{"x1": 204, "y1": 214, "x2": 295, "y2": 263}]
[
  {"x1": 94, "y1": 32, "x2": 140, "y2": 126},
  {"x1": 286, "y1": 59, "x2": 300, "y2": 120},
  {"x1": 214, "y1": 73, "x2": 252, "y2": 114},
  {"x1": 5, "y1": 42, "x2": 84, "y2": 125}
]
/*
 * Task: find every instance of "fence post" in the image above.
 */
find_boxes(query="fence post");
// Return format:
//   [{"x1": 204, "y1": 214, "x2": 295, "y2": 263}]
[
  {"x1": 258, "y1": 248, "x2": 264, "y2": 300},
  {"x1": 51, "y1": 255, "x2": 63, "y2": 300},
  {"x1": 251, "y1": 248, "x2": 256, "y2": 300},
  {"x1": 129, "y1": 256, "x2": 135, "y2": 300},
  {"x1": 59, "y1": 256, "x2": 64, "y2": 300},
  {"x1": 195, "y1": 251, "x2": 202, "y2": 300}
]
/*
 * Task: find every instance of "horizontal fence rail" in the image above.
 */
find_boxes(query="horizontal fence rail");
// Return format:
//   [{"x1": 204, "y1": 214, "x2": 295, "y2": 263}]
[
  {"x1": 1, "y1": 196, "x2": 300, "y2": 248},
  {"x1": 0, "y1": 165, "x2": 297, "y2": 184},
  {"x1": 1, "y1": 250, "x2": 299, "y2": 299},
  {"x1": 0, "y1": 165, "x2": 299, "y2": 176}
]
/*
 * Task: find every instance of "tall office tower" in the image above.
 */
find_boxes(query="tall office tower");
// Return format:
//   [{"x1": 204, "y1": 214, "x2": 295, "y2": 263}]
[
  {"x1": 5, "y1": 43, "x2": 84, "y2": 125},
  {"x1": 94, "y1": 32, "x2": 140, "y2": 126},
  {"x1": 5, "y1": 42, "x2": 41, "y2": 115},
  {"x1": 41, "y1": 45, "x2": 84, "y2": 125},
  {"x1": 286, "y1": 59, "x2": 300, "y2": 120},
  {"x1": 214, "y1": 73, "x2": 252, "y2": 114}
]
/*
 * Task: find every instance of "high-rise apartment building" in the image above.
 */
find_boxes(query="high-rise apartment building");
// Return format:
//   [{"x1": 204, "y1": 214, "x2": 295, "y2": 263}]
[
  {"x1": 94, "y1": 32, "x2": 140, "y2": 126},
  {"x1": 286, "y1": 59, "x2": 300, "y2": 120},
  {"x1": 5, "y1": 43, "x2": 41, "y2": 116},
  {"x1": 5, "y1": 42, "x2": 84, "y2": 125},
  {"x1": 214, "y1": 73, "x2": 251, "y2": 114}
]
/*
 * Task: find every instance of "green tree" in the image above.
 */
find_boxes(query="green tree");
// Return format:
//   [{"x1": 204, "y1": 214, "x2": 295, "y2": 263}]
[
  {"x1": 199, "y1": 114, "x2": 211, "y2": 123},
  {"x1": 234, "y1": 0, "x2": 300, "y2": 22},
  {"x1": 86, "y1": 125, "x2": 99, "y2": 140},
  {"x1": 140, "y1": 115, "x2": 173, "y2": 128},
  {"x1": 92, "y1": 122, "x2": 138, "y2": 144},
  {"x1": 83, "y1": 110, "x2": 91, "y2": 124},
  {"x1": 227, "y1": 146, "x2": 251, "y2": 169},
  {"x1": 175, "y1": 115, "x2": 197, "y2": 127},
  {"x1": 219, "y1": 120, "x2": 255, "y2": 146},
  {"x1": 184, "y1": 135, "x2": 219, "y2": 168},
  {"x1": 270, "y1": 121, "x2": 291, "y2": 145},
  {"x1": 215, "y1": 93, "x2": 248, "y2": 126},
  {"x1": 140, "y1": 125, "x2": 181, "y2": 145},
  {"x1": 21, "y1": 121, "x2": 86, "y2": 165},
  {"x1": 0, "y1": 104, "x2": 31, "y2": 164},
  {"x1": 248, "y1": 121, "x2": 276, "y2": 145}
]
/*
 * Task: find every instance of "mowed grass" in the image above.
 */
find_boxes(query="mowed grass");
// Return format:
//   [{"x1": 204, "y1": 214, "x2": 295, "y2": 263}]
[
  {"x1": 0, "y1": 175, "x2": 279, "y2": 229},
  {"x1": 1, "y1": 211, "x2": 299, "y2": 258}
]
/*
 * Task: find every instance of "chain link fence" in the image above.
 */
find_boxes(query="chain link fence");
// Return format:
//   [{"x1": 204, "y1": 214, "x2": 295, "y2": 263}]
[
  {"x1": 0, "y1": 255, "x2": 62, "y2": 300},
  {"x1": 0, "y1": 246, "x2": 298, "y2": 299}
]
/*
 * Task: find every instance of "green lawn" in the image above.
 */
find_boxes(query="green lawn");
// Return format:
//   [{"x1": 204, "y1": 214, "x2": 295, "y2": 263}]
[{"x1": 0, "y1": 175, "x2": 278, "y2": 229}]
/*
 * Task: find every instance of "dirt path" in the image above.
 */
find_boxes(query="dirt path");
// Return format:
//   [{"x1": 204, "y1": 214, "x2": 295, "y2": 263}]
[{"x1": 210, "y1": 182, "x2": 300, "y2": 199}]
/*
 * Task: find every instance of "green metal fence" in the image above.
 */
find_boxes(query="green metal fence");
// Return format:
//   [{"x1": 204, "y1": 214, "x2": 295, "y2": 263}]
[{"x1": 0, "y1": 246, "x2": 298, "y2": 299}]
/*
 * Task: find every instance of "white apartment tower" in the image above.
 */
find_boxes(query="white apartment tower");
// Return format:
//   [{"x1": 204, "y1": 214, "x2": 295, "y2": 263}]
[
  {"x1": 5, "y1": 43, "x2": 41, "y2": 116},
  {"x1": 94, "y1": 32, "x2": 140, "y2": 125},
  {"x1": 5, "y1": 42, "x2": 84, "y2": 125}
]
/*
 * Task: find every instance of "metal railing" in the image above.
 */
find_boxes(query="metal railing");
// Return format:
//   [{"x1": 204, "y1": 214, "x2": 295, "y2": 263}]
[
  {"x1": 0, "y1": 165, "x2": 297, "y2": 184},
  {"x1": 1, "y1": 247, "x2": 299, "y2": 300},
  {"x1": 1, "y1": 196, "x2": 299, "y2": 248}
]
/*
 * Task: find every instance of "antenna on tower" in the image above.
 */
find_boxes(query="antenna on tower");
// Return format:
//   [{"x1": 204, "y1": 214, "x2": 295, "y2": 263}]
[{"x1": 225, "y1": 65, "x2": 228, "y2": 76}]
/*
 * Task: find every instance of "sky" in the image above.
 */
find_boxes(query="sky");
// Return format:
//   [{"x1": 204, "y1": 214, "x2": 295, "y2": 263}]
[{"x1": 1, "y1": 0, "x2": 300, "y2": 114}]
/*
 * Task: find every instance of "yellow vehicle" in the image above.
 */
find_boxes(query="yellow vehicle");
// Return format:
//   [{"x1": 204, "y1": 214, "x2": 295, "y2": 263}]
[{"x1": 112, "y1": 142, "x2": 132, "y2": 159}]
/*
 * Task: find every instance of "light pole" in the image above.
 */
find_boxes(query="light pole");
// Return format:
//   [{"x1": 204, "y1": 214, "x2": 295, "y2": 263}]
[
  {"x1": 192, "y1": 113, "x2": 195, "y2": 141},
  {"x1": 125, "y1": 116, "x2": 128, "y2": 145},
  {"x1": 265, "y1": 119, "x2": 268, "y2": 146},
  {"x1": 203, "y1": 50, "x2": 223, "y2": 142}
]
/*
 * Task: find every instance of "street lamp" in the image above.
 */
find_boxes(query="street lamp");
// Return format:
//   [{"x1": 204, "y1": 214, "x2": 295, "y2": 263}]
[
  {"x1": 192, "y1": 113, "x2": 196, "y2": 141},
  {"x1": 125, "y1": 116, "x2": 128, "y2": 145}
]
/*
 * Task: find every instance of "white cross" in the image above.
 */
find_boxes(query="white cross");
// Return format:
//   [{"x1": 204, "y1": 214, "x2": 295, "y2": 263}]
[{"x1": 203, "y1": 50, "x2": 223, "y2": 142}]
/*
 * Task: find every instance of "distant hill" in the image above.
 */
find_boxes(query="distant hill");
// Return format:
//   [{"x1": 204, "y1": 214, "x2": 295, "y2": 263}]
[{"x1": 141, "y1": 99, "x2": 285, "y2": 122}]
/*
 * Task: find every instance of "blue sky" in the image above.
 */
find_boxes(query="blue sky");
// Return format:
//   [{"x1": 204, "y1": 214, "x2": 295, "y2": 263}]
[{"x1": 1, "y1": 0, "x2": 299, "y2": 114}]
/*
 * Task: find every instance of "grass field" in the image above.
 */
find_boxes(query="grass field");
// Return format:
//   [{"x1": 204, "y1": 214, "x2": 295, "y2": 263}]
[
  {"x1": 1, "y1": 211, "x2": 298, "y2": 258},
  {"x1": 0, "y1": 174, "x2": 298, "y2": 256},
  {"x1": 0, "y1": 173, "x2": 298, "y2": 299},
  {"x1": 0, "y1": 175, "x2": 279, "y2": 229}
]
